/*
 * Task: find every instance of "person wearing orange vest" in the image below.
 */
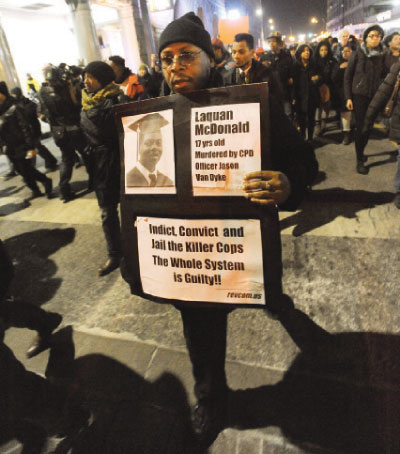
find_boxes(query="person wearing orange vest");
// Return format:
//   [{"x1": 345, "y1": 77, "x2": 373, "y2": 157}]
[{"x1": 107, "y1": 55, "x2": 147, "y2": 101}]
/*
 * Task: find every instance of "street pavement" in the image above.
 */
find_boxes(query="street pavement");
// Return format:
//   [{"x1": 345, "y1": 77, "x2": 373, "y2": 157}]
[{"x1": 0, "y1": 122, "x2": 399, "y2": 454}]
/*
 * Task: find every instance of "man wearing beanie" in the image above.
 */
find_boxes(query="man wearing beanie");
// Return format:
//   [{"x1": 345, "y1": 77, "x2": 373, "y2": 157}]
[
  {"x1": 140, "y1": 12, "x2": 317, "y2": 446},
  {"x1": 0, "y1": 81, "x2": 53, "y2": 199},
  {"x1": 344, "y1": 24, "x2": 386, "y2": 174},
  {"x1": 108, "y1": 55, "x2": 146, "y2": 101},
  {"x1": 80, "y1": 61, "x2": 126, "y2": 276}
]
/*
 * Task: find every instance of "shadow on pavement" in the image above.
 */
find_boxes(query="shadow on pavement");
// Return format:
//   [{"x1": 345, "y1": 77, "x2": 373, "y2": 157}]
[
  {"x1": 4, "y1": 228, "x2": 76, "y2": 306},
  {"x1": 0, "y1": 200, "x2": 31, "y2": 217},
  {"x1": 280, "y1": 188, "x2": 394, "y2": 236},
  {"x1": 0, "y1": 185, "x2": 24, "y2": 198},
  {"x1": 0, "y1": 326, "x2": 207, "y2": 454},
  {"x1": 227, "y1": 307, "x2": 400, "y2": 454}
]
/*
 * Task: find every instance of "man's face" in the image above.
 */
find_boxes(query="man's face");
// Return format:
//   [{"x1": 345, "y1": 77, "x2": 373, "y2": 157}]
[
  {"x1": 139, "y1": 131, "x2": 163, "y2": 172},
  {"x1": 161, "y1": 42, "x2": 213, "y2": 94},
  {"x1": 366, "y1": 30, "x2": 381, "y2": 49},
  {"x1": 232, "y1": 40, "x2": 255, "y2": 69},
  {"x1": 138, "y1": 68, "x2": 147, "y2": 77},
  {"x1": 342, "y1": 46, "x2": 352, "y2": 60},
  {"x1": 269, "y1": 38, "x2": 280, "y2": 53},
  {"x1": 213, "y1": 47, "x2": 223, "y2": 64},
  {"x1": 108, "y1": 61, "x2": 122, "y2": 81},
  {"x1": 390, "y1": 34, "x2": 400, "y2": 52},
  {"x1": 84, "y1": 73, "x2": 102, "y2": 93},
  {"x1": 340, "y1": 31, "x2": 349, "y2": 46}
]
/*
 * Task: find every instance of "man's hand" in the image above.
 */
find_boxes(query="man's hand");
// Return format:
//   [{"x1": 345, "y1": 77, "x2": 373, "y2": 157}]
[
  {"x1": 288, "y1": 77, "x2": 293, "y2": 85},
  {"x1": 25, "y1": 149, "x2": 37, "y2": 159},
  {"x1": 340, "y1": 62, "x2": 348, "y2": 69},
  {"x1": 346, "y1": 99, "x2": 353, "y2": 111},
  {"x1": 311, "y1": 75, "x2": 320, "y2": 82},
  {"x1": 243, "y1": 171, "x2": 291, "y2": 206}
]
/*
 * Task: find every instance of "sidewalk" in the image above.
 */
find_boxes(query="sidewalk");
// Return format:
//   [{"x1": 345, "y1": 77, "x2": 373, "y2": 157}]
[{"x1": 1, "y1": 130, "x2": 400, "y2": 453}]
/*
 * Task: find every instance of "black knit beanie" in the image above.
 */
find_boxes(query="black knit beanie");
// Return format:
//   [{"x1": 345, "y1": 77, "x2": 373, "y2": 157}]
[
  {"x1": 0, "y1": 81, "x2": 10, "y2": 97},
  {"x1": 158, "y1": 12, "x2": 214, "y2": 58},
  {"x1": 84, "y1": 61, "x2": 115, "y2": 88},
  {"x1": 363, "y1": 24, "x2": 384, "y2": 43}
]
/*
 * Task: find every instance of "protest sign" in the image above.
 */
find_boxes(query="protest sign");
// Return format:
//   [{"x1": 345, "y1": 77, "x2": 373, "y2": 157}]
[
  {"x1": 137, "y1": 217, "x2": 264, "y2": 304},
  {"x1": 115, "y1": 83, "x2": 283, "y2": 309}
]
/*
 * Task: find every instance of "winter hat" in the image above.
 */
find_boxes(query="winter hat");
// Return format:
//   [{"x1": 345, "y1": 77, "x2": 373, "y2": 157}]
[
  {"x1": 363, "y1": 24, "x2": 384, "y2": 43},
  {"x1": 158, "y1": 12, "x2": 214, "y2": 58},
  {"x1": 0, "y1": 81, "x2": 10, "y2": 97},
  {"x1": 84, "y1": 61, "x2": 115, "y2": 88},
  {"x1": 211, "y1": 38, "x2": 224, "y2": 49}
]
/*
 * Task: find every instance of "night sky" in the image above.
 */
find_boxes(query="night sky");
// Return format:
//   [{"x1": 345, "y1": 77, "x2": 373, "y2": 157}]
[{"x1": 261, "y1": 0, "x2": 328, "y2": 36}]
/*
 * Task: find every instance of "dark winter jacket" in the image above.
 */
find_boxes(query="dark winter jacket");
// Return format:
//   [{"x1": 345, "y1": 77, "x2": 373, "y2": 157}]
[
  {"x1": 333, "y1": 56, "x2": 351, "y2": 111},
  {"x1": 0, "y1": 97, "x2": 35, "y2": 159},
  {"x1": 384, "y1": 51, "x2": 400, "y2": 73},
  {"x1": 364, "y1": 60, "x2": 400, "y2": 142},
  {"x1": 14, "y1": 95, "x2": 42, "y2": 138},
  {"x1": 315, "y1": 41, "x2": 340, "y2": 108},
  {"x1": 292, "y1": 59, "x2": 321, "y2": 113},
  {"x1": 262, "y1": 49, "x2": 294, "y2": 100},
  {"x1": 228, "y1": 59, "x2": 284, "y2": 102},
  {"x1": 344, "y1": 43, "x2": 387, "y2": 100},
  {"x1": 138, "y1": 73, "x2": 159, "y2": 98},
  {"x1": 80, "y1": 88, "x2": 125, "y2": 206},
  {"x1": 38, "y1": 82, "x2": 81, "y2": 127}
]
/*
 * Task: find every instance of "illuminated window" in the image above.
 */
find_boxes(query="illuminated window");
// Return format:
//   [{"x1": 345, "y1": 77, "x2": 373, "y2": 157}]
[{"x1": 149, "y1": 0, "x2": 173, "y2": 11}]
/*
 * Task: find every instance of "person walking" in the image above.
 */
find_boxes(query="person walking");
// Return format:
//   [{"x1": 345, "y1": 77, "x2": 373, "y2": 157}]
[
  {"x1": 0, "y1": 82, "x2": 53, "y2": 199},
  {"x1": 364, "y1": 60, "x2": 400, "y2": 208},
  {"x1": 80, "y1": 62, "x2": 126, "y2": 276},
  {"x1": 344, "y1": 24, "x2": 387, "y2": 174},
  {"x1": 292, "y1": 44, "x2": 322, "y2": 141}
]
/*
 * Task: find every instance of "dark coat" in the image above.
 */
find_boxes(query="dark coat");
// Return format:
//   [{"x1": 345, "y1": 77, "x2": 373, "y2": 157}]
[
  {"x1": 344, "y1": 45, "x2": 386, "y2": 101},
  {"x1": 0, "y1": 97, "x2": 35, "y2": 159},
  {"x1": 292, "y1": 59, "x2": 321, "y2": 114},
  {"x1": 126, "y1": 166, "x2": 173, "y2": 187},
  {"x1": 333, "y1": 57, "x2": 351, "y2": 111},
  {"x1": 138, "y1": 73, "x2": 159, "y2": 98},
  {"x1": 315, "y1": 41, "x2": 340, "y2": 108},
  {"x1": 263, "y1": 49, "x2": 294, "y2": 101},
  {"x1": 80, "y1": 91, "x2": 125, "y2": 207},
  {"x1": 38, "y1": 83, "x2": 81, "y2": 127},
  {"x1": 365, "y1": 60, "x2": 400, "y2": 142},
  {"x1": 228, "y1": 59, "x2": 284, "y2": 102},
  {"x1": 15, "y1": 96, "x2": 42, "y2": 138}
]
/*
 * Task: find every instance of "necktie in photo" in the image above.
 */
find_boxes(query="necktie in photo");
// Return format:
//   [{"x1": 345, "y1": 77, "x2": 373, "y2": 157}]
[{"x1": 149, "y1": 174, "x2": 157, "y2": 186}]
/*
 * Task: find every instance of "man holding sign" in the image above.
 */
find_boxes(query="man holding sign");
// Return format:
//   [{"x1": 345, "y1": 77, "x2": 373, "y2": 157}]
[{"x1": 153, "y1": 12, "x2": 318, "y2": 445}]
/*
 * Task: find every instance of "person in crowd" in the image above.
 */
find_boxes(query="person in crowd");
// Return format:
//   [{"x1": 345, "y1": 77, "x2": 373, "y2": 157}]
[
  {"x1": 211, "y1": 37, "x2": 235, "y2": 84},
  {"x1": 38, "y1": 65, "x2": 88, "y2": 202},
  {"x1": 0, "y1": 238, "x2": 62, "y2": 358},
  {"x1": 137, "y1": 63, "x2": 159, "y2": 98},
  {"x1": 331, "y1": 37, "x2": 339, "y2": 55},
  {"x1": 384, "y1": 32, "x2": 400, "y2": 73},
  {"x1": 347, "y1": 34, "x2": 359, "y2": 49},
  {"x1": 333, "y1": 44, "x2": 354, "y2": 145},
  {"x1": 10, "y1": 87, "x2": 58, "y2": 172},
  {"x1": 108, "y1": 55, "x2": 146, "y2": 101},
  {"x1": 26, "y1": 73, "x2": 40, "y2": 94},
  {"x1": 229, "y1": 32, "x2": 283, "y2": 101},
  {"x1": 344, "y1": 24, "x2": 387, "y2": 174},
  {"x1": 263, "y1": 31, "x2": 294, "y2": 117},
  {"x1": 314, "y1": 40, "x2": 339, "y2": 136},
  {"x1": 333, "y1": 29, "x2": 350, "y2": 60},
  {"x1": 80, "y1": 62, "x2": 126, "y2": 277},
  {"x1": 0, "y1": 82, "x2": 53, "y2": 199},
  {"x1": 157, "y1": 11, "x2": 318, "y2": 445},
  {"x1": 255, "y1": 46, "x2": 265, "y2": 61},
  {"x1": 292, "y1": 44, "x2": 321, "y2": 141},
  {"x1": 289, "y1": 44, "x2": 297, "y2": 61},
  {"x1": 364, "y1": 60, "x2": 400, "y2": 208},
  {"x1": 150, "y1": 53, "x2": 164, "y2": 96}
]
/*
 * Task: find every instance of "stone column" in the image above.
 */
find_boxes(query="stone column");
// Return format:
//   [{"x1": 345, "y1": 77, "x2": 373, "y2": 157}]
[
  {"x1": 118, "y1": 2, "x2": 141, "y2": 71},
  {"x1": 67, "y1": 0, "x2": 101, "y2": 64},
  {"x1": 0, "y1": 18, "x2": 20, "y2": 89}
]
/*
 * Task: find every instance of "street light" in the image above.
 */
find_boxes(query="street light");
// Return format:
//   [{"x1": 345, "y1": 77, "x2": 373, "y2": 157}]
[
  {"x1": 268, "y1": 18, "x2": 274, "y2": 24},
  {"x1": 256, "y1": 8, "x2": 262, "y2": 16},
  {"x1": 310, "y1": 16, "x2": 318, "y2": 24}
]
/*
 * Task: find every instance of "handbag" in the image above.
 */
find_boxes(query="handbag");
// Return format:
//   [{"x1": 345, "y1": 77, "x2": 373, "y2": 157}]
[
  {"x1": 319, "y1": 83, "x2": 330, "y2": 103},
  {"x1": 383, "y1": 71, "x2": 400, "y2": 118}
]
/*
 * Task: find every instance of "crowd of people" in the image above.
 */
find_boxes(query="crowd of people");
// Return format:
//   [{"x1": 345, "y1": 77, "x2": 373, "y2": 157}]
[{"x1": 1, "y1": 9, "x2": 400, "y2": 449}]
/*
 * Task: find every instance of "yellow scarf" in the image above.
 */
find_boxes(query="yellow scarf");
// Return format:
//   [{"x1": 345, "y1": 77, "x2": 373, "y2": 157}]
[{"x1": 81, "y1": 82, "x2": 122, "y2": 111}]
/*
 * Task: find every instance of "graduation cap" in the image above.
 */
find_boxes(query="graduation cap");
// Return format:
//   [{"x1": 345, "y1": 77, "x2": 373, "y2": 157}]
[{"x1": 128, "y1": 113, "x2": 169, "y2": 161}]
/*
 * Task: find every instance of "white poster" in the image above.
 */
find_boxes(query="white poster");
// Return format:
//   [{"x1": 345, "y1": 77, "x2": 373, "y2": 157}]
[
  {"x1": 123, "y1": 110, "x2": 176, "y2": 194},
  {"x1": 136, "y1": 217, "x2": 265, "y2": 305},
  {"x1": 191, "y1": 103, "x2": 261, "y2": 196}
]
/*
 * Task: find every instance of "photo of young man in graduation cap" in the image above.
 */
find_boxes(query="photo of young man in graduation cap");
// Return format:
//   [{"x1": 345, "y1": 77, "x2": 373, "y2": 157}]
[{"x1": 126, "y1": 112, "x2": 174, "y2": 188}]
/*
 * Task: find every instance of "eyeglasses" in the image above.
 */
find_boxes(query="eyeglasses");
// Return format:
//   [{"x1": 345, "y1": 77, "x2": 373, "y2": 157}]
[{"x1": 160, "y1": 51, "x2": 202, "y2": 68}]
